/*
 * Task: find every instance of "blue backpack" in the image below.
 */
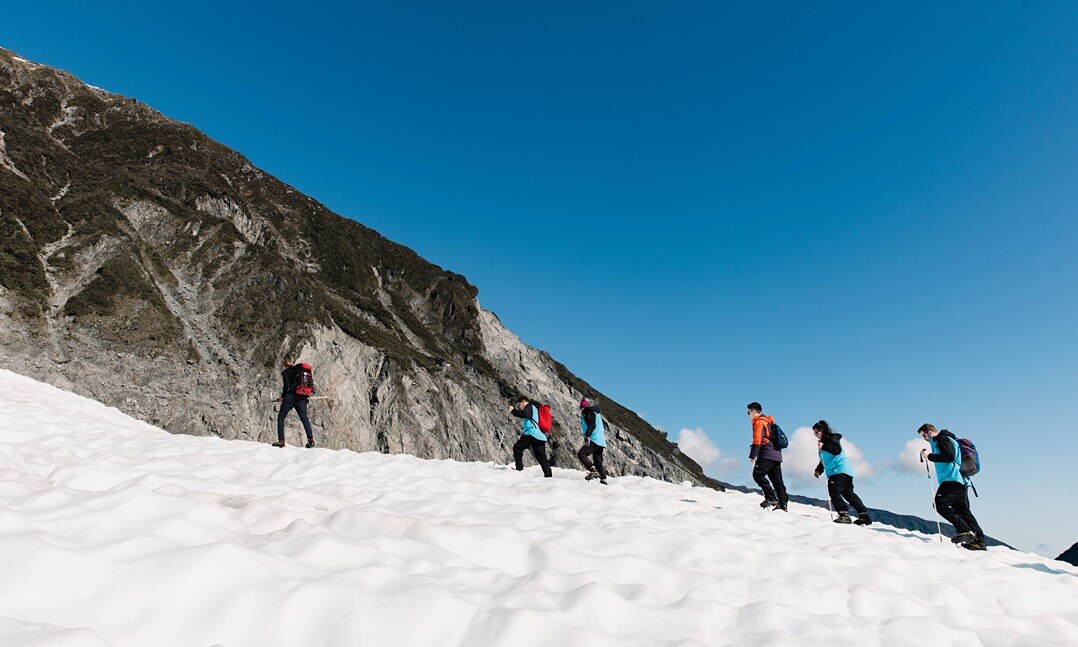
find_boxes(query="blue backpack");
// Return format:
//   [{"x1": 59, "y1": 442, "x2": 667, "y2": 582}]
[
  {"x1": 957, "y1": 437, "x2": 980, "y2": 477},
  {"x1": 944, "y1": 432, "x2": 981, "y2": 497},
  {"x1": 769, "y1": 423, "x2": 789, "y2": 450}
]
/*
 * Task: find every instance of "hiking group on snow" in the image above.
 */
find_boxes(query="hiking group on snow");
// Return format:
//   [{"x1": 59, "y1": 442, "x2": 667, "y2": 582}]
[
  {"x1": 507, "y1": 395, "x2": 607, "y2": 484},
  {"x1": 273, "y1": 361, "x2": 985, "y2": 549}
]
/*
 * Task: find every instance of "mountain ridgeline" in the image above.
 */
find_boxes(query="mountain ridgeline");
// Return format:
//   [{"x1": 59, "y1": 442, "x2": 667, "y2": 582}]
[
  {"x1": 1059, "y1": 543, "x2": 1078, "y2": 567},
  {"x1": 0, "y1": 48, "x2": 718, "y2": 487}
]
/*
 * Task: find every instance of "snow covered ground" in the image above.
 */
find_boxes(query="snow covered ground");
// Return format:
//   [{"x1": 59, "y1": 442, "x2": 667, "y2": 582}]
[{"x1": 0, "y1": 369, "x2": 1076, "y2": 647}]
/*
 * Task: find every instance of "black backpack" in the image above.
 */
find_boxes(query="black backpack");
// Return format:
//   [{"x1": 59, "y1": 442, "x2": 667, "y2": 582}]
[{"x1": 768, "y1": 422, "x2": 789, "y2": 450}]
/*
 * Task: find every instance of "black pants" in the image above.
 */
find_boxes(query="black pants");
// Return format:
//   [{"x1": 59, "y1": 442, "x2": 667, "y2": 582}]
[
  {"x1": 577, "y1": 442, "x2": 607, "y2": 479},
  {"x1": 277, "y1": 394, "x2": 314, "y2": 442},
  {"x1": 513, "y1": 436, "x2": 552, "y2": 477},
  {"x1": 935, "y1": 481, "x2": 984, "y2": 540},
  {"x1": 827, "y1": 474, "x2": 867, "y2": 515},
  {"x1": 753, "y1": 458, "x2": 788, "y2": 506}
]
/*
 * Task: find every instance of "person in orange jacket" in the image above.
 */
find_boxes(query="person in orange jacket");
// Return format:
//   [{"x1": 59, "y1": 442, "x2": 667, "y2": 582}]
[{"x1": 748, "y1": 401, "x2": 788, "y2": 511}]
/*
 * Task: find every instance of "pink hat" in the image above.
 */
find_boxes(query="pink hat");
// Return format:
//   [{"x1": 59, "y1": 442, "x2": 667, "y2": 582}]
[{"x1": 580, "y1": 398, "x2": 590, "y2": 408}]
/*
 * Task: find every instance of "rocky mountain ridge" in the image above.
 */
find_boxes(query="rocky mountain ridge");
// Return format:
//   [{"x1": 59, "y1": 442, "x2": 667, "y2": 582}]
[
  {"x1": 1058, "y1": 542, "x2": 1078, "y2": 566},
  {"x1": 0, "y1": 47, "x2": 720, "y2": 488}
]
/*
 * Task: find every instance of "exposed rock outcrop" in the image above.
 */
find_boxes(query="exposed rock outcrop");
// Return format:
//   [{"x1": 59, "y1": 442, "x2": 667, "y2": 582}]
[
  {"x1": 1058, "y1": 542, "x2": 1078, "y2": 567},
  {"x1": 0, "y1": 47, "x2": 719, "y2": 488}
]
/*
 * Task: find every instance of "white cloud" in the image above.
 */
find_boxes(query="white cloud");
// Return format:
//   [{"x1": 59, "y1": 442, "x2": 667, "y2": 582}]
[
  {"x1": 783, "y1": 426, "x2": 877, "y2": 485},
  {"x1": 783, "y1": 427, "x2": 822, "y2": 483},
  {"x1": 717, "y1": 457, "x2": 740, "y2": 476},
  {"x1": 677, "y1": 428, "x2": 720, "y2": 465},
  {"x1": 843, "y1": 438, "x2": 877, "y2": 479},
  {"x1": 897, "y1": 438, "x2": 931, "y2": 475},
  {"x1": 676, "y1": 428, "x2": 740, "y2": 479}
]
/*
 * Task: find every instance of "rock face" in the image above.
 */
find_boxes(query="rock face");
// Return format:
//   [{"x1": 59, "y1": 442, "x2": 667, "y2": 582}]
[
  {"x1": 0, "y1": 48, "x2": 719, "y2": 488},
  {"x1": 1058, "y1": 543, "x2": 1078, "y2": 567}
]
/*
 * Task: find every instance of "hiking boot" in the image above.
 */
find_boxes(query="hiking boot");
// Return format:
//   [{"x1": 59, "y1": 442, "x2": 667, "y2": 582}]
[
  {"x1": 584, "y1": 469, "x2": 599, "y2": 481},
  {"x1": 760, "y1": 499, "x2": 778, "y2": 509},
  {"x1": 272, "y1": 441, "x2": 285, "y2": 448},
  {"x1": 853, "y1": 513, "x2": 872, "y2": 526},
  {"x1": 773, "y1": 503, "x2": 788, "y2": 512},
  {"x1": 599, "y1": 479, "x2": 608, "y2": 485},
  {"x1": 833, "y1": 512, "x2": 853, "y2": 524},
  {"x1": 962, "y1": 540, "x2": 987, "y2": 551},
  {"x1": 305, "y1": 439, "x2": 315, "y2": 448},
  {"x1": 951, "y1": 532, "x2": 976, "y2": 545}
]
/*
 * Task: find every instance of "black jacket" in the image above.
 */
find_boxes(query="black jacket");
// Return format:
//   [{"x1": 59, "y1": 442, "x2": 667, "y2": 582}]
[
  {"x1": 581, "y1": 406, "x2": 601, "y2": 438},
  {"x1": 926, "y1": 430, "x2": 958, "y2": 464},
  {"x1": 510, "y1": 403, "x2": 537, "y2": 422},
  {"x1": 280, "y1": 365, "x2": 304, "y2": 399}
]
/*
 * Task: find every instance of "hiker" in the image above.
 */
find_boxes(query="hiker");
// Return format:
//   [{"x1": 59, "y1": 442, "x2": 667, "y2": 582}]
[
  {"x1": 918, "y1": 423, "x2": 986, "y2": 550},
  {"x1": 509, "y1": 396, "x2": 552, "y2": 477},
  {"x1": 577, "y1": 398, "x2": 608, "y2": 484},
  {"x1": 812, "y1": 420, "x2": 871, "y2": 525},
  {"x1": 748, "y1": 402, "x2": 788, "y2": 511},
  {"x1": 274, "y1": 360, "x2": 315, "y2": 448}
]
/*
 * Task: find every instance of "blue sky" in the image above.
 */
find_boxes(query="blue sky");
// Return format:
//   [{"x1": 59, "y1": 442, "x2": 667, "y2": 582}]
[{"x1": 4, "y1": 2, "x2": 1076, "y2": 556}]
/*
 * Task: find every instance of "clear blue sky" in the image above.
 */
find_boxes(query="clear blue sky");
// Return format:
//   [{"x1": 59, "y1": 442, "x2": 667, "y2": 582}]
[{"x1": 4, "y1": 1, "x2": 1076, "y2": 556}]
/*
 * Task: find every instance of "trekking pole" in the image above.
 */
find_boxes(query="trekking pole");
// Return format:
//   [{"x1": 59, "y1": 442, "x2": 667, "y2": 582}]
[
  {"x1": 825, "y1": 481, "x2": 834, "y2": 521},
  {"x1": 921, "y1": 454, "x2": 944, "y2": 542}
]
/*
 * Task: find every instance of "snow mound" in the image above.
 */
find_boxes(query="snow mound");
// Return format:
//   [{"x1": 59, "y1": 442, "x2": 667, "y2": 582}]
[{"x1": 0, "y1": 369, "x2": 1076, "y2": 646}]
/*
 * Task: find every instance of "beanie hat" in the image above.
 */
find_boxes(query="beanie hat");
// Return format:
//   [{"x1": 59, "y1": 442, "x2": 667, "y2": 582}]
[{"x1": 579, "y1": 398, "x2": 590, "y2": 408}]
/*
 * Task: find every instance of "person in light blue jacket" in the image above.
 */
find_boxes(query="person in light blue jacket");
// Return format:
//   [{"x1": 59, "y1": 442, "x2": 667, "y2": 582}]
[
  {"x1": 577, "y1": 398, "x2": 608, "y2": 484},
  {"x1": 812, "y1": 420, "x2": 871, "y2": 525},
  {"x1": 918, "y1": 423, "x2": 985, "y2": 550},
  {"x1": 509, "y1": 396, "x2": 552, "y2": 477}
]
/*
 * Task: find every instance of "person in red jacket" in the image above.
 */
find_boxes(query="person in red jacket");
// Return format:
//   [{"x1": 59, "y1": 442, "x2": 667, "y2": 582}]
[{"x1": 748, "y1": 401, "x2": 788, "y2": 511}]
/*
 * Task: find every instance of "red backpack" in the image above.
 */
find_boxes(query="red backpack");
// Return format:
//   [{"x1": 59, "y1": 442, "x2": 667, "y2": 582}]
[
  {"x1": 537, "y1": 404, "x2": 552, "y2": 435},
  {"x1": 294, "y1": 363, "x2": 315, "y2": 396}
]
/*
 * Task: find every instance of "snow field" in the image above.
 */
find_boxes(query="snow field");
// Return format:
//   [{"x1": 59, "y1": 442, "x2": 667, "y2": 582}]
[{"x1": 0, "y1": 368, "x2": 1076, "y2": 646}]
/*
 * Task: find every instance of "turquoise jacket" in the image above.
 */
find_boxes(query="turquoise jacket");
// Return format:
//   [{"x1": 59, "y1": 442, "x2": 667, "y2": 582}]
[
  {"x1": 818, "y1": 444, "x2": 854, "y2": 478},
  {"x1": 512, "y1": 403, "x2": 546, "y2": 441},
  {"x1": 929, "y1": 433, "x2": 964, "y2": 485},
  {"x1": 580, "y1": 406, "x2": 606, "y2": 448}
]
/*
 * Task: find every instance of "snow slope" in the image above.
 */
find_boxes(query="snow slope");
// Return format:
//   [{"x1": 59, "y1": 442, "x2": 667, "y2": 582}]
[{"x1": 0, "y1": 369, "x2": 1076, "y2": 647}]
